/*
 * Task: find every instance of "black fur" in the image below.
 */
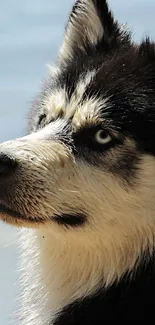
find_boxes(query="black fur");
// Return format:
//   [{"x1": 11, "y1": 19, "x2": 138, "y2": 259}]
[
  {"x1": 0, "y1": 153, "x2": 17, "y2": 175},
  {"x1": 52, "y1": 44, "x2": 155, "y2": 156},
  {"x1": 27, "y1": 1, "x2": 155, "y2": 186},
  {"x1": 53, "y1": 256, "x2": 155, "y2": 323},
  {"x1": 52, "y1": 213, "x2": 87, "y2": 227},
  {"x1": 0, "y1": 203, "x2": 44, "y2": 223},
  {"x1": 72, "y1": 125, "x2": 140, "y2": 183},
  {"x1": 31, "y1": 40, "x2": 155, "y2": 184}
]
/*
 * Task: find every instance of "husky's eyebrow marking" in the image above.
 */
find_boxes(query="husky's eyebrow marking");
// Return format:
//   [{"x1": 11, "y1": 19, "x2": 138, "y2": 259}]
[
  {"x1": 42, "y1": 70, "x2": 111, "y2": 129},
  {"x1": 44, "y1": 71, "x2": 96, "y2": 116}
]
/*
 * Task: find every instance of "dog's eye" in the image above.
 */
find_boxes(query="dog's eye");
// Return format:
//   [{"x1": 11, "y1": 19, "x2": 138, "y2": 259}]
[{"x1": 95, "y1": 130, "x2": 112, "y2": 144}]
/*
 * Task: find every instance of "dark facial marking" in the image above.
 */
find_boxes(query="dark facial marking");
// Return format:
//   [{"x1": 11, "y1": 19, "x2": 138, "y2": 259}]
[
  {"x1": 73, "y1": 125, "x2": 122, "y2": 154},
  {"x1": 52, "y1": 213, "x2": 87, "y2": 227},
  {"x1": 0, "y1": 203, "x2": 44, "y2": 224}
]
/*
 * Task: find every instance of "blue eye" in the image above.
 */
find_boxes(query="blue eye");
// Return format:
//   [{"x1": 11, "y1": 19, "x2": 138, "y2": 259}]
[{"x1": 95, "y1": 130, "x2": 112, "y2": 144}]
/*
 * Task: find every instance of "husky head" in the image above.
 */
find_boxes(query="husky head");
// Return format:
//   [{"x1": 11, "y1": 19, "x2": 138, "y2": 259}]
[{"x1": 1, "y1": 0, "x2": 155, "y2": 287}]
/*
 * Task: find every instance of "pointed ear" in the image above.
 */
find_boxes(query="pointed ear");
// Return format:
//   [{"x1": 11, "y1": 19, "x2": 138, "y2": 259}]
[{"x1": 58, "y1": 0, "x2": 131, "y2": 64}]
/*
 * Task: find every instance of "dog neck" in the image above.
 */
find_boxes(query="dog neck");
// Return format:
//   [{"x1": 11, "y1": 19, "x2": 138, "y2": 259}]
[
  {"x1": 53, "y1": 255, "x2": 155, "y2": 323},
  {"x1": 18, "y1": 225, "x2": 155, "y2": 324}
]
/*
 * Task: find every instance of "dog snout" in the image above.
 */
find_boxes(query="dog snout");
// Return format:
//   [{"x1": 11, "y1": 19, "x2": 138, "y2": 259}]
[{"x1": 0, "y1": 152, "x2": 17, "y2": 176}]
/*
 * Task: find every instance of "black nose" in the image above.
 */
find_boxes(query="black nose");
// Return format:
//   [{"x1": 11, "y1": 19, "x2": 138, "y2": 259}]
[{"x1": 0, "y1": 153, "x2": 17, "y2": 175}]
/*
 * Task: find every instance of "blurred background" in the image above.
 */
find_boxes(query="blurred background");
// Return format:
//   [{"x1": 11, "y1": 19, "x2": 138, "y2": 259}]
[{"x1": 0, "y1": 0, "x2": 155, "y2": 324}]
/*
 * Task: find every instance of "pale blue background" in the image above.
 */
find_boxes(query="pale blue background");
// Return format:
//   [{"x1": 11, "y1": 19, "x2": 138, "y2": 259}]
[{"x1": 0, "y1": 1, "x2": 155, "y2": 324}]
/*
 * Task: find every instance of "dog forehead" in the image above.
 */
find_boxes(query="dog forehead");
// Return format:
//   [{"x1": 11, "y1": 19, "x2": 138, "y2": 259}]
[
  {"x1": 43, "y1": 70, "x2": 109, "y2": 128},
  {"x1": 42, "y1": 49, "x2": 142, "y2": 130}
]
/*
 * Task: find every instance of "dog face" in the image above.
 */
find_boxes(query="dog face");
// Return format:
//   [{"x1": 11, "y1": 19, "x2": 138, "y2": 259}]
[{"x1": 1, "y1": 0, "x2": 155, "y2": 282}]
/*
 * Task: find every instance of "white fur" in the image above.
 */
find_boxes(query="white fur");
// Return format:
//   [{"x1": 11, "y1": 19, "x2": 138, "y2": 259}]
[
  {"x1": 16, "y1": 154, "x2": 155, "y2": 325},
  {"x1": 1, "y1": 131, "x2": 155, "y2": 325},
  {"x1": 46, "y1": 64, "x2": 61, "y2": 77}
]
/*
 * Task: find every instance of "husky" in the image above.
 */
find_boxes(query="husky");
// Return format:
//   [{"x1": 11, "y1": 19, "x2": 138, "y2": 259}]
[{"x1": 0, "y1": 0, "x2": 155, "y2": 323}]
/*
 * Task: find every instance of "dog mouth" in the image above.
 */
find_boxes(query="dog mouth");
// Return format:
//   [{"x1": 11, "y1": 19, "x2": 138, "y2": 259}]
[
  {"x1": 0, "y1": 202, "x2": 87, "y2": 228},
  {"x1": 0, "y1": 203, "x2": 44, "y2": 226}
]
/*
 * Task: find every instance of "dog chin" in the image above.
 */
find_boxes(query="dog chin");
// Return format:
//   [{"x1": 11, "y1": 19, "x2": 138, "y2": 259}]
[{"x1": 0, "y1": 203, "x2": 44, "y2": 228}]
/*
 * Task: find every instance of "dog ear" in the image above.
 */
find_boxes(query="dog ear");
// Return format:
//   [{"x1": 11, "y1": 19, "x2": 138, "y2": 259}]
[
  {"x1": 58, "y1": 0, "x2": 131, "y2": 64},
  {"x1": 139, "y1": 38, "x2": 155, "y2": 61}
]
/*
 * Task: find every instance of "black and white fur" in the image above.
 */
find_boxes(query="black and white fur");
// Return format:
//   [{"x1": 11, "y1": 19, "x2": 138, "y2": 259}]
[{"x1": 0, "y1": 0, "x2": 155, "y2": 323}]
